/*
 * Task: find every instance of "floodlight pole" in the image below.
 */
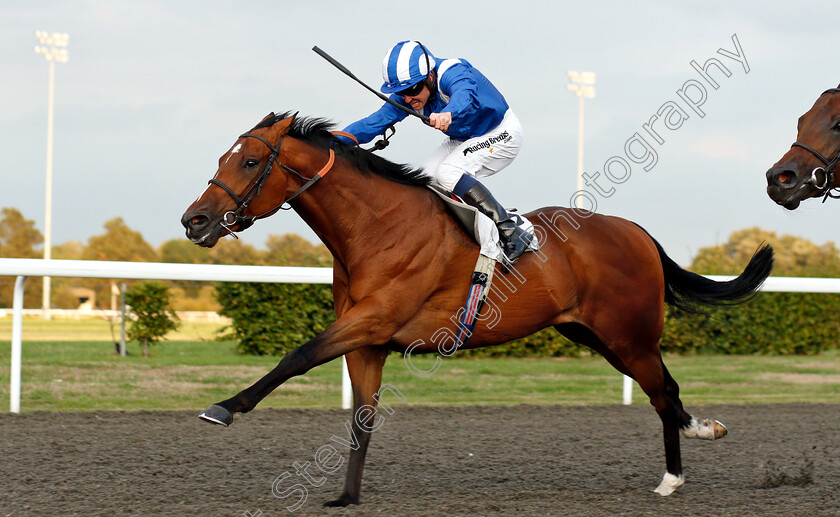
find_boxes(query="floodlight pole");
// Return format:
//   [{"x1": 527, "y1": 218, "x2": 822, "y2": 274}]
[
  {"x1": 567, "y1": 71, "x2": 630, "y2": 402},
  {"x1": 34, "y1": 31, "x2": 69, "y2": 320},
  {"x1": 566, "y1": 71, "x2": 596, "y2": 209}
]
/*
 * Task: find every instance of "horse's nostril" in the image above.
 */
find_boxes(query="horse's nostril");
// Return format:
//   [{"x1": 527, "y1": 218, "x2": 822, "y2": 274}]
[
  {"x1": 182, "y1": 212, "x2": 209, "y2": 231},
  {"x1": 767, "y1": 167, "x2": 797, "y2": 187},
  {"x1": 191, "y1": 215, "x2": 209, "y2": 230},
  {"x1": 777, "y1": 171, "x2": 793, "y2": 184}
]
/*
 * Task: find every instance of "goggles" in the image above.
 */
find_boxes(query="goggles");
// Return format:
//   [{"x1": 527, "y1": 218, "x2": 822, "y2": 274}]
[{"x1": 397, "y1": 80, "x2": 426, "y2": 97}]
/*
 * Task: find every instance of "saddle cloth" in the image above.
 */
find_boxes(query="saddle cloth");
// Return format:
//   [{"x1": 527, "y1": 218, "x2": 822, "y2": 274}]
[{"x1": 428, "y1": 186, "x2": 541, "y2": 262}]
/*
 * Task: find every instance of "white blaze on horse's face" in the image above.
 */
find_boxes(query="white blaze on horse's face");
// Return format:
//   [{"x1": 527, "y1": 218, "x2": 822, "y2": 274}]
[{"x1": 223, "y1": 143, "x2": 243, "y2": 166}]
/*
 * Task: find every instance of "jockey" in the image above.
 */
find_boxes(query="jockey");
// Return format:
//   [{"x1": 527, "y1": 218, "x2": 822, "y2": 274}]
[{"x1": 336, "y1": 40, "x2": 531, "y2": 263}]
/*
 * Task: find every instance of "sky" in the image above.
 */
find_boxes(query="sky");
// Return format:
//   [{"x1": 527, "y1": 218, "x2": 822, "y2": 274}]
[{"x1": 2, "y1": 1, "x2": 839, "y2": 266}]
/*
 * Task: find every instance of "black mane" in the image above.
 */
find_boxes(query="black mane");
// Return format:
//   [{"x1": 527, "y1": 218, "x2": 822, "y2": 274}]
[{"x1": 253, "y1": 112, "x2": 431, "y2": 187}]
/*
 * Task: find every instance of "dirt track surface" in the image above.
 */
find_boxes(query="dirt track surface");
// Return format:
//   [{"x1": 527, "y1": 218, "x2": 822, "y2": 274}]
[{"x1": 1, "y1": 404, "x2": 837, "y2": 516}]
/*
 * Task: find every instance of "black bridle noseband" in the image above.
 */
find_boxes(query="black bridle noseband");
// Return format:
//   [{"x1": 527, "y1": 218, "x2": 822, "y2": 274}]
[
  {"x1": 208, "y1": 131, "x2": 334, "y2": 237},
  {"x1": 790, "y1": 87, "x2": 840, "y2": 202},
  {"x1": 790, "y1": 141, "x2": 840, "y2": 202}
]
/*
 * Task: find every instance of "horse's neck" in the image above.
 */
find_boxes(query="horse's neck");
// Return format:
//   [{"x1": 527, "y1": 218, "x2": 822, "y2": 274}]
[{"x1": 289, "y1": 151, "x2": 433, "y2": 267}]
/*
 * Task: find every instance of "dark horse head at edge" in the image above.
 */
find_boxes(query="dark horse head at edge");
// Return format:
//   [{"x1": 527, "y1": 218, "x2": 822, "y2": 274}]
[{"x1": 766, "y1": 83, "x2": 840, "y2": 209}]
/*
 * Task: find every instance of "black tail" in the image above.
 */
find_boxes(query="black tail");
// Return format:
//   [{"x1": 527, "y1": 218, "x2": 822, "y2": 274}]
[{"x1": 641, "y1": 230, "x2": 774, "y2": 313}]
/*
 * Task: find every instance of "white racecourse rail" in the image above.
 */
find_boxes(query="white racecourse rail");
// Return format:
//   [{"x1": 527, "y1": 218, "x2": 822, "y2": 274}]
[
  {"x1": 1, "y1": 258, "x2": 332, "y2": 413},
  {"x1": 4, "y1": 258, "x2": 840, "y2": 413}
]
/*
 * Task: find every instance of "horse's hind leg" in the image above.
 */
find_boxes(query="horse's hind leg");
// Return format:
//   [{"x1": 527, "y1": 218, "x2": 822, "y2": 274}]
[
  {"x1": 557, "y1": 324, "x2": 724, "y2": 495},
  {"x1": 323, "y1": 345, "x2": 390, "y2": 508},
  {"x1": 662, "y1": 361, "x2": 728, "y2": 441},
  {"x1": 624, "y1": 353, "x2": 689, "y2": 496},
  {"x1": 554, "y1": 323, "x2": 635, "y2": 377},
  {"x1": 555, "y1": 324, "x2": 684, "y2": 494}
]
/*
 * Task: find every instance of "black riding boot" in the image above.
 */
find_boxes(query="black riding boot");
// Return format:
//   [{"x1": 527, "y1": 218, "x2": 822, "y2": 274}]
[{"x1": 459, "y1": 182, "x2": 532, "y2": 263}]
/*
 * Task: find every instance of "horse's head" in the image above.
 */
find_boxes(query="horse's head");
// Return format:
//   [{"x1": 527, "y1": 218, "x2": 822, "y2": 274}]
[
  {"x1": 766, "y1": 85, "x2": 840, "y2": 209},
  {"x1": 181, "y1": 112, "x2": 299, "y2": 247}
]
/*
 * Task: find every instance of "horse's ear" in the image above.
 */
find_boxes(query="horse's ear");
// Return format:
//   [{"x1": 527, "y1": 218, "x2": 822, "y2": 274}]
[{"x1": 271, "y1": 111, "x2": 298, "y2": 136}]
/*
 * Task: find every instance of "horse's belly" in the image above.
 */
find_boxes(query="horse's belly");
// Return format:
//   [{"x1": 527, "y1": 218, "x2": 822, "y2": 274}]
[{"x1": 387, "y1": 284, "x2": 571, "y2": 355}]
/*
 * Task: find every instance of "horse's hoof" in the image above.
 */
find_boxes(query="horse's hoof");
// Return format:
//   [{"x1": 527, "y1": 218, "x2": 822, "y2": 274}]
[
  {"x1": 711, "y1": 419, "x2": 728, "y2": 439},
  {"x1": 199, "y1": 405, "x2": 233, "y2": 427},
  {"x1": 323, "y1": 494, "x2": 358, "y2": 507},
  {"x1": 681, "y1": 417, "x2": 728, "y2": 440},
  {"x1": 653, "y1": 472, "x2": 684, "y2": 496}
]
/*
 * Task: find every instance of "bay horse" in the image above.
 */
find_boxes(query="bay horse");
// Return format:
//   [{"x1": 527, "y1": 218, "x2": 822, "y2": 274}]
[
  {"x1": 181, "y1": 112, "x2": 773, "y2": 506},
  {"x1": 767, "y1": 84, "x2": 840, "y2": 208}
]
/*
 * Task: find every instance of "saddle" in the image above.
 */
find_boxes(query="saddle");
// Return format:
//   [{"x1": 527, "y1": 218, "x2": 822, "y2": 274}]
[{"x1": 428, "y1": 186, "x2": 539, "y2": 263}]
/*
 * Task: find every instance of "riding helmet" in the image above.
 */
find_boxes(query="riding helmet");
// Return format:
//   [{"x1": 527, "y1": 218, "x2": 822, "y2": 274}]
[{"x1": 380, "y1": 41, "x2": 436, "y2": 94}]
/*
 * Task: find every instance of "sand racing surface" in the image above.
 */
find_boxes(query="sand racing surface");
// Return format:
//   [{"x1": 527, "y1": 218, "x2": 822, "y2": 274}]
[{"x1": 1, "y1": 403, "x2": 837, "y2": 516}]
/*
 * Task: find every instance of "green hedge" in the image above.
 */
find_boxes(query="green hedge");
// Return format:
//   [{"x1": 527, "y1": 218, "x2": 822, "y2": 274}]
[
  {"x1": 215, "y1": 282, "x2": 335, "y2": 356},
  {"x1": 215, "y1": 286, "x2": 840, "y2": 358},
  {"x1": 125, "y1": 281, "x2": 180, "y2": 357},
  {"x1": 213, "y1": 227, "x2": 840, "y2": 358},
  {"x1": 661, "y1": 292, "x2": 840, "y2": 355},
  {"x1": 214, "y1": 281, "x2": 585, "y2": 357}
]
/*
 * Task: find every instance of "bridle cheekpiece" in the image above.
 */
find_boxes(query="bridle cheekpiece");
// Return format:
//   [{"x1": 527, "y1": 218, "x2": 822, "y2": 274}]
[{"x1": 207, "y1": 130, "x2": 335, "y2": 237}]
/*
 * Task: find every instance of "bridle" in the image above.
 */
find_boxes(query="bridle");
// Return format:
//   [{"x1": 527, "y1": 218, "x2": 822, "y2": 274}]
[
  {"x1": 790, "y1": 87, "x2": 840, "y2": 202},
  {"x1": 207, "y1": 130, "x2": 335, "y2": 237}
]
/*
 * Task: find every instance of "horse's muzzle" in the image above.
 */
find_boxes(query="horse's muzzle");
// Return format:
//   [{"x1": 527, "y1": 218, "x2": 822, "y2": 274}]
[
  {"x1": 766, "y1": 165, "x2": 807, "y2": 209},
  {"x1": 181, "y1": 210, "x2": 219, "y2": 247}
]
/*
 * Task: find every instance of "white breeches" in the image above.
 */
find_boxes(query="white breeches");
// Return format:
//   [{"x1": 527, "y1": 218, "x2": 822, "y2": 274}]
[{"x1": 422, "y1": 109, "x2": 524, "y2": 192}]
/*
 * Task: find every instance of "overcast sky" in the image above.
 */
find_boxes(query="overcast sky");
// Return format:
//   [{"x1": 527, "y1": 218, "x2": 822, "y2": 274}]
[{"x1": 2, "y1": 1, "x2": 839, "y2": 265}]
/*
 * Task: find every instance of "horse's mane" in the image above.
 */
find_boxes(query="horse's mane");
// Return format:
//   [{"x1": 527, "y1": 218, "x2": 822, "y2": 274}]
[{"x1": 253, "y1": 112, "x2": 431, "y2": 187}]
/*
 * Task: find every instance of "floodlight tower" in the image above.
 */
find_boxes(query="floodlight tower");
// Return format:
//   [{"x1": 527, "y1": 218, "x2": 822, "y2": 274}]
[
  {"x1": 566, "y1": 71, "x2": 596, "y2": 209},
  {"x1": 34, "y1": 31, "x2": 69, "y2": 319}
]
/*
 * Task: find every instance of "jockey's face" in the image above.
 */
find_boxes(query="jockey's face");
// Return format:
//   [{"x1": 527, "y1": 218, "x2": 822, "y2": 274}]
[
  {"x1": 401, "y1": 76, "x2": 433, "y2": 111},
  {"x1": 402, "y1": 85, "x2": 431, "y2": 111}
]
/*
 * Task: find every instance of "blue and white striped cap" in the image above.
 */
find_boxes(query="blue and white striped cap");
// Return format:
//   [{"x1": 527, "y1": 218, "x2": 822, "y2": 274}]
[{"x1": 380, "y1": 41, "x2": 436, "y2": 94}]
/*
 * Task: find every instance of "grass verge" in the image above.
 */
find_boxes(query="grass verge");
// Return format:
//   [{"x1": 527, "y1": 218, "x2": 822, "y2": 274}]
[{"x1": 0, "y1": 338, "x2": 838, "y2": 412}]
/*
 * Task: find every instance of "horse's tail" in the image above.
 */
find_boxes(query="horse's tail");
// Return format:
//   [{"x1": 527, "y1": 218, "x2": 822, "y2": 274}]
[{"x1": 639, "y1": 227, "x2": 775, "y2": 313}]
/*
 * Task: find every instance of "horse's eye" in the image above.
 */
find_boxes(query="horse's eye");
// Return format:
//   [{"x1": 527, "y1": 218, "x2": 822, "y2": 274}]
[
  {"x1": 244, "y1": 158, "x2": 259, "y2": 169},
  {"x1": 833, "y1": 120, "x2": 840, "y2": 132}
]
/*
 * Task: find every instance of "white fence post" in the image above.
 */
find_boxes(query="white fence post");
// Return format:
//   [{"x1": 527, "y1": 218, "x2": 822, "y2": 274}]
[
  {"x1": 10, "y1": 276, "x2": 26, "y2": 413},
  {"x1": 119, "y1": 282, "x2": 127, "y2": 357},
  {"x1": 622, "y1": 375, "x2": 633, "y2": 405}
]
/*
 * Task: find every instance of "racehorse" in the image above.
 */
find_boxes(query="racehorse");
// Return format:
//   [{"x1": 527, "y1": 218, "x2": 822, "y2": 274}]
[
  {"x1": 767, "y1": 84, "x2": 840, "y2": 209},
  {"x1": 181, "y1": 112, "x2": 774, "y2": 506}
]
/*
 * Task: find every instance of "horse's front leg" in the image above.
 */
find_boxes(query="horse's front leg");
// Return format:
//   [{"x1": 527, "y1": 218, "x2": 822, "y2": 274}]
[
  {"x1": 199, "y1": 299, "x2": 406, "y2": 426},
  {"x1": 323, "y1": 345, "x2": 390, "y2": 508}
]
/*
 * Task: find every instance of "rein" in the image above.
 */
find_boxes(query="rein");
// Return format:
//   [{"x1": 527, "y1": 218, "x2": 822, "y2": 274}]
[{"x1": 208, "y1": 132, "x2": 335, "y2": 237}]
